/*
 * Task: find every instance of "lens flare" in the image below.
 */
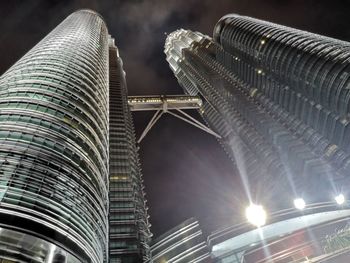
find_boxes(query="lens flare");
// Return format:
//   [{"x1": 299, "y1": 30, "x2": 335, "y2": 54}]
[
  {"x1": 294, "y1": 198, "x2": 306, "y2": 210},
  {"x1": 246, "y1": 204, "x2": 267, "y2": 227},
  {"x1": 335, "y1": 194, "x2": 345, "y2": 205}
]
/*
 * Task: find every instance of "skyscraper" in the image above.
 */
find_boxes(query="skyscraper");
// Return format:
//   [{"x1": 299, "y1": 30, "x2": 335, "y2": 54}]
[
  {"x1": 165, "y1": 15, "x2": 350, "y2": 209},
  {"x1": 0, "y1": 9, "x2": 150, "y2": 263}
]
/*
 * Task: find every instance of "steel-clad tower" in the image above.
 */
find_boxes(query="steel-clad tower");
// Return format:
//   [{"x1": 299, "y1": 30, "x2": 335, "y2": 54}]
[
  {"x1": 165, "y1": 15, "x2": 350, "y2": 209},
  {"x1": 0, "y1": 9, "x2": 150, "y2": 263}
]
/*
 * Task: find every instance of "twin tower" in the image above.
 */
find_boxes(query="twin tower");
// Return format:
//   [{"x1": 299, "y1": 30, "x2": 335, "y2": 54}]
[{"x1": 0, "y1": 9, "x2": 350, "y2": 263}]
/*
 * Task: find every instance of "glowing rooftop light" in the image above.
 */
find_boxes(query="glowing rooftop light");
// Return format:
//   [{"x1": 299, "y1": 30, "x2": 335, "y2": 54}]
[
  {"x1": 260, "y1": 39, "x2": 266, "y2": 45},
  {"x1": 294, "y1": 198, "x2": 306, "y2": 210},
  {"x1": 257, "y1": 69, "x2": 263, "y2": 74},
  {"x1": 245, "y1": 204, "x2": 267, "y2": 227},
  {"x1": 335, "y1": 194, "x2": 345, "y2": 205}
]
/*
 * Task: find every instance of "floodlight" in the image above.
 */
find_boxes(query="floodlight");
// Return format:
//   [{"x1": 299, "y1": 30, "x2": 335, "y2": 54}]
[
  {"x1": 294, "y1": 198, "x2": 306, "y2": 210},
  {"x1": 335, "y1": 194, "x2": 345, "y2": 205},
  {"x1": 246, "y1": 204, "x2": 267, "y2": 227}
]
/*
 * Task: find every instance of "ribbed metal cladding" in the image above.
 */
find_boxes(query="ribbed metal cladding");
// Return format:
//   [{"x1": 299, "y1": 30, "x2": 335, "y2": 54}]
[
  {"x1": 109, "y1": 41, "x2": 152, "y2": 262},
  {"x1": 165, "y1": 25, "x2": 350, "y2": 208},
  {"x1": 214, "y1": 14, "x2": 350, "y2": 166},
  {"x1": 148, "y1": 218, "x2": 211, "y2": 263},
  {"x1": 0, "y1": 10, "x2": 109, "y2": 262}
]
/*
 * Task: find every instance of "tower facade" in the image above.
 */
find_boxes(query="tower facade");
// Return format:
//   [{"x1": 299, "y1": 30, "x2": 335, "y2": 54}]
[
  {"x1": 165, "y1": 15, "x2": 350, "y2": 209},
  {"x1": 109, "y1": 40, "x2": 152, "y2": 262},
  {"x1": 0, "y1": 10, "x2": 150, "y2": 263}
]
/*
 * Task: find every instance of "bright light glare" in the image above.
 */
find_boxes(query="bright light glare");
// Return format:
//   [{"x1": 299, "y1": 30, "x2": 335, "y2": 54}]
[
  {"x1": 294, "y1": 198, "x2": 306, "y2": 210},
  {"x1": 335, "y1": 194, "x2": 345, "y2": 205},
  {"x1": 246, "y1": 204, "x2": 267, "y2": 227}
]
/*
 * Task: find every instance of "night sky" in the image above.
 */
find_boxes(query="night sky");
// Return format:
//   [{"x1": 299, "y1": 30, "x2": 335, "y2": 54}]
[{"x1": 1, "y1": 0, "x2": 349, "y2": 237}]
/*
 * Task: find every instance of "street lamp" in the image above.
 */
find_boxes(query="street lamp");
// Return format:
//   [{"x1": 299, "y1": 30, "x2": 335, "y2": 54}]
[{"x1": 246, "y1": 204, "x2": 267, "y2": 227}]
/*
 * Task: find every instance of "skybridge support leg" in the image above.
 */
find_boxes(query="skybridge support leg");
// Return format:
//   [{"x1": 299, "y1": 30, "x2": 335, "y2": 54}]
[
  {"x1": 136, "y1": 108, "x2": 221, "y2": 143},
  {"x1": 137, "y1": 110, "x2": 163, "y2": 144},
  {"x1": 167, "y1": 110, "x2": 221, "y2": 139}
]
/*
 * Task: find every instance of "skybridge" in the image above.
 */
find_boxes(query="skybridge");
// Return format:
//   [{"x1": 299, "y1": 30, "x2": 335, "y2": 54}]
[{"x1": 128, "y1": 95, "x2": 221, "y2": 143}]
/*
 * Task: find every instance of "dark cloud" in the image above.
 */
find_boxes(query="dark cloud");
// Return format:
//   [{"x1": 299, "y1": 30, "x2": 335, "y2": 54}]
[{"x1": 0, "y1": 0, "x2": 348, "y2": 237}]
